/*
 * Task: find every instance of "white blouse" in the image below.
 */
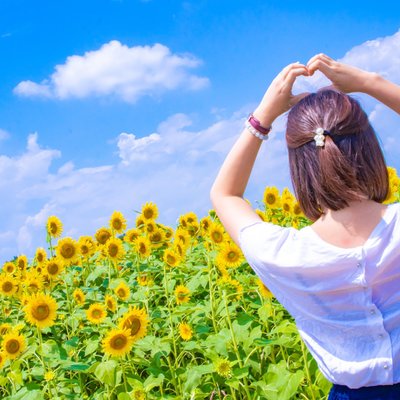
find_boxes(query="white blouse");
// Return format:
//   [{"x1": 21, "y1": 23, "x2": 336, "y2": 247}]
[{"x1": 238, "y1": 202, "x2": 400, "y2": 389}]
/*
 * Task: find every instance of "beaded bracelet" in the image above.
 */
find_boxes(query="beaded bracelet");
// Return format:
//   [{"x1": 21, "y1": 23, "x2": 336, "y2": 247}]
[{"x1": 245, "y1": 121, "x2": 269, "y2": 141}]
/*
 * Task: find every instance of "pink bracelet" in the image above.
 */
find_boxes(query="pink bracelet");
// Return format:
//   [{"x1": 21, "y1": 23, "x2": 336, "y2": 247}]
[{"x1": 247, "y1": 114, "x2": 272, "y2": 135}]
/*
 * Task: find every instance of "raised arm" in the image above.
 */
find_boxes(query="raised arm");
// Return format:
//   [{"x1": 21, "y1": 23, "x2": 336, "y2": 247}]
[
  {"x1": 307, "y1": 53, "x2": 400, "y2": 114},
  {"x1": 210, "y1": 63, "x2": 308, "y2": 246}
]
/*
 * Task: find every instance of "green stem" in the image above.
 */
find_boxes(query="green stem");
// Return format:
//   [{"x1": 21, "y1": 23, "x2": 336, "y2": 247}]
[
  {"x1": 121, "y1": 360, "x2": 129, "y2": 393},
  {"x1": 206, "y1": 253, "x2": 218, "y2": 333},
  {"x1": 222, "y1": 290, "x2": 252, "y2": 399},
  {"x1": 162, "y1": 264, "x2": 182, "y2": 395},
  {"x1": 301, "y1": 339, "x2": 316, "y2": 400}
]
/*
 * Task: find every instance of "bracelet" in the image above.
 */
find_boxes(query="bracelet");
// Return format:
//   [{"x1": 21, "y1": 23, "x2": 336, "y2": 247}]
[
  {"x1": 245, "y1": 121, "x2": 269, "y2": 141},
  {"x1": 248, "y1": 113, "x2": 272, "y2": 135}
]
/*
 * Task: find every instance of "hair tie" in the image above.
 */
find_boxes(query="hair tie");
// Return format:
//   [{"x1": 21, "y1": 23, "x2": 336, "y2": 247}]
[{"x1": 314, "y1": 128, "x2": 331, "y2": 147}]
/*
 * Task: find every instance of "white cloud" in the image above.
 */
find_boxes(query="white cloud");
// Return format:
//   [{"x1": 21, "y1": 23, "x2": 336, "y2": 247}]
[
  {"x1": 3, "y1": 30, "x2": 400, "y2": 264},
  {"x1": 14, "y1": 41, "x2": 209, "y2": 102}
]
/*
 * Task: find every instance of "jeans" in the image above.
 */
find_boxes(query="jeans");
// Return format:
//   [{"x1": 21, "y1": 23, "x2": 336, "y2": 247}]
[{"x1": 328, "y1": 382, "x2": 400, "y2": 400}]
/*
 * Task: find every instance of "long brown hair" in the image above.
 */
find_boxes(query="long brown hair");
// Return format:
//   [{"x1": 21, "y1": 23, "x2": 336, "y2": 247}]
[{"x1": 286, "y1": 89, "x2": 388, "y2": 221}]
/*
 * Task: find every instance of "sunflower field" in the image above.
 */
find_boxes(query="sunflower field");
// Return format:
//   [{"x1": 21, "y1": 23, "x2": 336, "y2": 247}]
[{"x1": 0, "y1": 167, "x2": 399, "y2": 400}]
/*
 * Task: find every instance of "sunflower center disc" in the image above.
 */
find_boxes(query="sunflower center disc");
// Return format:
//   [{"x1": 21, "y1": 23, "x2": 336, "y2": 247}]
[
  {"x1": 114, "y1": 220, "x2": 123, "y2": 230},
  {"x1": 127, "y1": 318, "x2": 141, "y2": 336},
  {"x1": 50, "y1": 223, "x2": 58, "y2": 234},
  {"x1": 3, "y1": 282, "x2": 13, "y2": 292},
  {"x1": 112, "y1": 335, "x2": 127, "y2": 349},
  {"x1": 266, "y1": 194, "x2": 276, "y2": 204},
  {"x1": 33, "y1": 304, "x2": 50, "y2": 320},
  {"x1": 109, "y1": 245, "x2": 118, "y2": 257},
  {"x1": 48, "y1": 264, "x2": 59, "y2": 275},
  {"x1": 144, "y1": 210, "x2": 153, "y2": 219},
  {"x1": 228, "y1": 252, "x2": 237, "y2": 260},
  {"x1": 92, "y1": 309, "x2": 102, "y2": 318},
  {"x1": 6, "y1": 339, "x2": 20, "y2": 354}
]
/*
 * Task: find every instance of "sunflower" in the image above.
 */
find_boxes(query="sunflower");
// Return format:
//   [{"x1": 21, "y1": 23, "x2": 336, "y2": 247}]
[
  {"x1": 216, "y1": 243, "x2": 244, "y2": 269},
  {"x1": 34, "y1": 248, "x2": 47, "y2": 265},
  {"x1": 73, "y1": 289, "x2": 85, "y2": 306},
  {"x1": 174, "y1": 285, "x2": 191, "y2": 305},
  {"x1": 46, "y1": 216, "x2": 63, "y2": 238},
  {"x1": 255, "y1": 209, "x2": 267, "y2": 222},
  {"x1": 263, "y1": 186, "x2": 281, "y2": 209},
  {"x1": 1, "y1": 332, "x2": 26, "y2": 360},
  {"x1": 23, "y1": 275, "x2": 44, "y2": 293},
  {"x1": 257, "y1": 279, "x2": 274, "y2": 299},
  {"x1": 144, "y1": 221, "x2": 157, "y2": 234},
  {"x1": 175, "y1": 228, "x2": 190, "y2": 248},
  {"x1": 178, "y1": 215, "x2": 188, "y2": 228},
  {"x1": 218, "y1": 276, "x2": 243, "y2": 300},
  {"x1": 103, "y1": 237, "x2": 125, "y2": 261},
  {"x1": 149, "y1": 228, "x2": 165, "y2": 247},
  {"x1": 163, "y1": 248, "x2": 181, "y2": 268},
  {"x1": 86, "y1": 303, "x2": 107, "y2": 324},
  {"x1": 135, "y1": 215, "x2": 146, "y2": 229},
  {"x1": 2, "y1": 262, "x2": 16, "y2": 275},
  {"x1": 136, "y1": 274, "x2": 154, "y2": 287},
  {"x1": 95, "y1": 227, "x2": 112, "y2": 245},
  {"x1": 0, "y1": 323, "x2": 11, "y2": 335},
  {"x1": 208, "y1": 222, "x2": 226, "y2": 245},
  {"x1": 134, "y1": 237, "x2": 152, "y2": 259},
  {"x1": 130, "y1": 388, "x2": 146, "y2": 400},
  {"x1": 114, "y1": 281, "x2": 130, "y2": 301},
  {"x1": 0, "y1": 273, "x2": 18, "y2": 296},
  {"x1": 102, "y1": 328, "x2": 134, "y2": 357},
  {"x1": 124, "y1": 228, "x2": 141, "y2": 244},
  {"x1": 173, "y1": 242, "x2": 185, "y2": 259},
  {"x1": 161, "y1": 225, "x2": 174, "y2": 240},
  {"x1": 186, "y1": 221, "x2": 200, "y2": 238},
  {"x1": 45, "y1": 257, "x2": 65, "y2": 278},
  {"x1": 141, "y1": 202, "x2": 158, "y2": 221},
  {"x1": 17, "y1": 255, "x2": 28, "y2": 271},
  {"x1": 56, "y1": 237, "x2": 79, "y2": 265},
  {"x1": 292, "y1": 201, "x2": 304, "y2": 218},
  {"x1": 214, "y1": 358, "x2": 232, "y2": 378},
  {"x1": 0, "y1": 351, "x2": 6, "y2": 368},
  {"x1": 24, "y1": 293, "x2": 58, "y2": 329},
  {"x1": 109, "y1": 211, "x2": 127, "y2": 234},
  {"x1": 118, "y1": 306, "x2": 149, "y2": 342},
  {"x1": 44, "y1": 371, "x2": 55, "y2": 381},
  {"x1": 200, "y1": 216, "x2": 212, "y2": 235},
  {"x1": 78, "y1": 236, "x2": 96, "y2": 258},
  {"x1": 105, "y1": 295, "x2": 117, "y2": 312},
  {"x1": 178, "y1": 322, "x2": 193, "y2": 341}
]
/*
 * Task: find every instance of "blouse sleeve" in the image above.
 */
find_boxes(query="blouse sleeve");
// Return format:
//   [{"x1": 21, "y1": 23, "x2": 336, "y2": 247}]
[{"x1": 238, "y1": 220, "x2": 298, "y2": 299}]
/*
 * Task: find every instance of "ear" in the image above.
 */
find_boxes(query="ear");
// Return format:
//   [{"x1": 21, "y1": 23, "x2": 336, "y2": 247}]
[{"x1": 290, "y1": 92, "x2": 310, "y2": 107}]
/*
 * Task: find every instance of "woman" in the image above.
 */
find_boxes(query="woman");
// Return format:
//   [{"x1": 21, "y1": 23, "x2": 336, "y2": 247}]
[{"x1": 210, "y1": 54, "x2": 400, "y2": 399}]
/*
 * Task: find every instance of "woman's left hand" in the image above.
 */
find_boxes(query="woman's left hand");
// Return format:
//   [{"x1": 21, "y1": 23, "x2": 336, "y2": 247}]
[{"x1": 253, "y1": 62, "x2": 309, "y2": 126}]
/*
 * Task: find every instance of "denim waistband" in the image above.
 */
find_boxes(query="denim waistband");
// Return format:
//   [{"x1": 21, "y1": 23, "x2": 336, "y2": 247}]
[{"x1": 329, "y1": 382, "x2": 400, "y2": 400}]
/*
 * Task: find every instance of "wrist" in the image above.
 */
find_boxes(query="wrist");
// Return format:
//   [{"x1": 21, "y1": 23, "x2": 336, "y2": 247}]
[
  {"x1": 362, "y1": 72, "x2": 382, "y2": 95},
  {"x1": 252, "y1": 106, "x2": 276, "y2": 127}
]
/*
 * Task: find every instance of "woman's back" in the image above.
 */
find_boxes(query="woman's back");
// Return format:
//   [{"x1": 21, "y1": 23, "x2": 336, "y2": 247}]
[
  {"x1": 239, "y1": 201, "x2": 400, "y2": 388},
  {"x1": 311, "y1": 200, "x2": 388, "y2": 249}
]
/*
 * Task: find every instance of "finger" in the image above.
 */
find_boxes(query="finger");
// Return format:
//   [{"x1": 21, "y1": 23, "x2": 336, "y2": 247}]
[
  {"x1": 306, "y1": 53, "x2": 334, "y2": 71},
  {"x1": 282, "y1": 62, "x2": 307, "y2": 79},
  {"x1": 285, "y1": 66, "x2": 309, "y2": 87},
  {"x1": 307, "y1": 59, "x2": 331, "y2": 76}
]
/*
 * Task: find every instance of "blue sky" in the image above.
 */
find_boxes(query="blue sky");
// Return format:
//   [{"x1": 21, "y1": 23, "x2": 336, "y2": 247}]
[{"x1": 1, "y1": 0, "x2": 400, "y2": 262}]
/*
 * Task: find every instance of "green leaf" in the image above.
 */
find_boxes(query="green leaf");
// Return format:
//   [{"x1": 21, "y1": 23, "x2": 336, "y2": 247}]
[
  {"x1": 143, "y1": 374, "x2": 164, "y2": 391},
  {"x1": 95, "y1": 360, "x2": 118, "y2": 386},
  {"x1": 61, "y1": 361, "x2": 90, "y2": 371},
  {"x1": 85, "y1": 338, "x2": 99, "y2": 356}
]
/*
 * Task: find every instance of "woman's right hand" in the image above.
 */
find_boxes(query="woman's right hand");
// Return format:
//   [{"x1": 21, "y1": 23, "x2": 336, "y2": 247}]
[{"x1": 306, "y1": 53, "x2": 377, "y2": 94}]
